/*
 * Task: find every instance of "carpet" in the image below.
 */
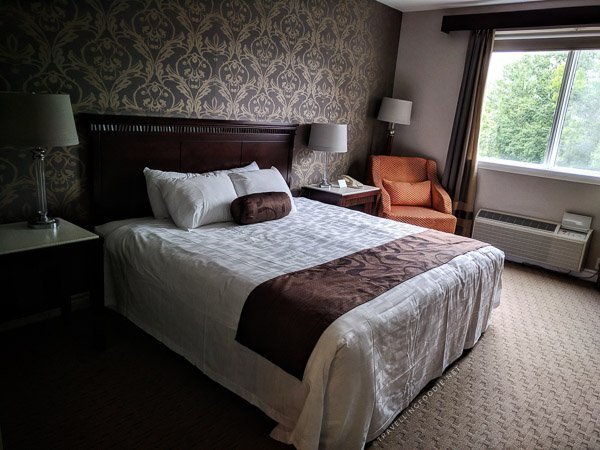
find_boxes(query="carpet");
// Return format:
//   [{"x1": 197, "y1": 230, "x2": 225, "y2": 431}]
[
  {"x1": 1, "y1": 262, "x2": 598, "y2": 449},
  {"x1": 0, "y1": 310, "x2": 290, "y2": 449},
  {"x1": 370, "y1": 262, "x2": 600, "y2": 449}
]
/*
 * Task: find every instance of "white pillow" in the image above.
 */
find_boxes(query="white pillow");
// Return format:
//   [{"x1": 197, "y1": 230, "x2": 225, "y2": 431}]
[
  {"x1": 143, "y1": 168, "x2": 187, "y2": 219},
  {"x1": 228, "y1": 167, "x2": 296, "y2": 213},
  {"x1": 143, "y1": 162, "x2": 259, "y2": 219},
  {"x1": 157, "y1": 172, "x2": 238, "y2": 229}
]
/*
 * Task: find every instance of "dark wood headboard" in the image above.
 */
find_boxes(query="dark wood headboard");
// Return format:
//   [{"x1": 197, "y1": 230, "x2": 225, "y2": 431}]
[{"x1": 80, "y1": 114, "x2": 298, "y2": 224}]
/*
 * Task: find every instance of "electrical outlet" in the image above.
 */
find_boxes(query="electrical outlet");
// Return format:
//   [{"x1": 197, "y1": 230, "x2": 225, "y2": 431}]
[{"x1": 595, "y1": 258, "x2": 600, "y2": 270}]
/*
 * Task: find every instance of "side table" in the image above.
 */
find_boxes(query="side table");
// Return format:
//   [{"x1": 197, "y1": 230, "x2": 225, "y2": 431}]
[{"x1": 301, "y1": 184, "x2": 381, "y2": 215}]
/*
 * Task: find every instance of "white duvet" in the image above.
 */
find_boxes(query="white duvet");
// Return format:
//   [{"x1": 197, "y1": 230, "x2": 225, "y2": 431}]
[{"x1": 97, "y1": 197, "x2": 504, "y2": 449}]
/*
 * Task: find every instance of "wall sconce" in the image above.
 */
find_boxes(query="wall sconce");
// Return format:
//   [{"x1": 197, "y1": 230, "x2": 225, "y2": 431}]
[
  {"x1": 0, "y1": 93, "x2": 79, "y2": 228},
  {"x1": 377, "y1": 97, "x2": 412, "y2": 156}
]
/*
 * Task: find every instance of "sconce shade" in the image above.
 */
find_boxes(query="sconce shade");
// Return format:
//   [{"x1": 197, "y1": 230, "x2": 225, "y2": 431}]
[
  {"x1": 0, "y1": 93, "x2": 79, "y2": 148},
  {"x1": 308, "y1": 123, "x2": 347, "y2": 153},
  {"x1": 377, "y1": 97, "x2": 412, "y2": 125}
]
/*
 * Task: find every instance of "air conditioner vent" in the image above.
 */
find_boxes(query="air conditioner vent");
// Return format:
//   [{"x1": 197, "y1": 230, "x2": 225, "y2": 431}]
[
  {"x1": 478, "y1": 209, "x2": 557, "y2": 232},
  {"x1": 473, "y1": 209, "x2": 592, "y2": 272}
]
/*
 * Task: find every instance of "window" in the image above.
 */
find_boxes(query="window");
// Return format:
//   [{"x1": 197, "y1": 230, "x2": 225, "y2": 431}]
[{"x1": 478, "y1": 43, "x2": 600, "y2": 182}]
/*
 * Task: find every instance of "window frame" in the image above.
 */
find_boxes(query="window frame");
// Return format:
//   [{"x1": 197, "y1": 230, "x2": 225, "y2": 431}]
[{"x1": 478, "y1": 31, "x2": 600, "y2": 185}]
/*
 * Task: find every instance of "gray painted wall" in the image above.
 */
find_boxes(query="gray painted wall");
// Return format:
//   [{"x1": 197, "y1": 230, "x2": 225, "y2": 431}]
[{"x1": 394, "y1": 0, "x2": 600, "y2": 270}]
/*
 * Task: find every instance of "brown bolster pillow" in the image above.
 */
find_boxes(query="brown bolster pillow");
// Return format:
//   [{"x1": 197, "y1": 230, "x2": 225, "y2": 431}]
[{"x1": 230, "y1": 191, "x2": 292, "y2": 225}]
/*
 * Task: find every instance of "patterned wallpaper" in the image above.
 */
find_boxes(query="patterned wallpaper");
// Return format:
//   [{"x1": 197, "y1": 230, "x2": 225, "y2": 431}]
[{"x1": 0, "y1": 0, "x2": 400, "y2": 224}]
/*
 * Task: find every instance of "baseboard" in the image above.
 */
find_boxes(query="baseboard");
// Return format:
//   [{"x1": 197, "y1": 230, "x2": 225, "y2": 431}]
[
  {"x1": 571, "y1": 268, "x2": 598, "y2": 283},
  {"x1": 506, "y1": 256, "x2": 597, "y2": 283}
]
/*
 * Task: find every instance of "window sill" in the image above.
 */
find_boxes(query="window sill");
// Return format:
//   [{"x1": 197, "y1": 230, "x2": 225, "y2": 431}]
[{"x1": 477, "y1": 159, "x2": 600, "y2": 186}]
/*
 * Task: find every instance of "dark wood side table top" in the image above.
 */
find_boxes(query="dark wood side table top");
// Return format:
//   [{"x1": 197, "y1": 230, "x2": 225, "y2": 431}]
[{"x1": 301, "y1": 184, "x2": 381, "y2": 215}]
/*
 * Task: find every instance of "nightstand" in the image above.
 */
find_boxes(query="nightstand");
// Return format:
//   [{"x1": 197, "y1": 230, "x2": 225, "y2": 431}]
[
  {"x1": 301, "y1": 184, "x2": 381, "y2": 215},
  {"x1": 0, "y1": 219, "x2": 103, "y2": 325}
]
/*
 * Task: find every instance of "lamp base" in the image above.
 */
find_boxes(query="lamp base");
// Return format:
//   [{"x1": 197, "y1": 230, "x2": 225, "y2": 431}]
[
  {"x1": 318, "y1": 180, "x2": 331, "y2": 189},
  {"x1": 385, "y1": 124, "x2": 396, "y2": 156},
  {"x1": 28, "y1": 215, "x2": 59, "y2": 229}
]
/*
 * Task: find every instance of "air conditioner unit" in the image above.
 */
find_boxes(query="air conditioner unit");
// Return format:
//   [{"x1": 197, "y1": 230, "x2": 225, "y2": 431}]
[{"x1": 472, "y1": 209, "x2": 592, "y2": 272}]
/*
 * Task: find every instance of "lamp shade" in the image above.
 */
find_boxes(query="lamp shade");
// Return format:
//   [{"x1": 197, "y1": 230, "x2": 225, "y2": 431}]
[
  {"x1": 377, "y1": 97, "x2": 412, "y2": 125},
  {"x1": 0, "y1": 93, "x2": 79, "y2": 148},
  {"x1": 308, "y1": 123, "x2": 347, "y2": 153}
]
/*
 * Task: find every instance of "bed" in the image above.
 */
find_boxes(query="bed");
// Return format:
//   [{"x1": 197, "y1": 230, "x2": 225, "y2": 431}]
[{"x1": 83, "y1": 114, "x2": 504, "y2": 450}]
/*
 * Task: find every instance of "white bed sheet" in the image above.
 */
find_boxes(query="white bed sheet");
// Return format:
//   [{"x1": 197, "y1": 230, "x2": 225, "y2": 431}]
[{"x1": 97, "y1": 197, "x2": 504, "y2": 449}]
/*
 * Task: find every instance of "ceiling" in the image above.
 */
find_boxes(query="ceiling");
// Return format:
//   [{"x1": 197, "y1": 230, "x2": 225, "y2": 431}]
[{"x1": 376, "y1": 0, "x2": 548, "y2": 12}]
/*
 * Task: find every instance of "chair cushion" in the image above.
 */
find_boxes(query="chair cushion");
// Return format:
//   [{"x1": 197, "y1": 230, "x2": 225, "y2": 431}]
[
  {"x1": 383, "y1": 179, "x2": 431, "y2": 207},
  {"x1": 386, "y1": 206, "x2": 457, "y2": 234}
]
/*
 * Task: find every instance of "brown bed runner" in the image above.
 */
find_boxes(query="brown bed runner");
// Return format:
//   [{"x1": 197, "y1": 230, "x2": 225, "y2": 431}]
[{"x1": 235, "y1": 229, "x2": 488, "y2": 380}]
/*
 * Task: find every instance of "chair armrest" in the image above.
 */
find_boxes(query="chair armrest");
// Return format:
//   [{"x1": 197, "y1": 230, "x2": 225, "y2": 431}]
[
  {"x1": 370, "y1": 156, "x2": 392, "y2": 215},
  {"x1": 371, "y1": 176, "x2": 392, "y2": 214},
  {"x1": 431, "y1": 182, "x2": 452, "y2": 214},
  {"x1": 379, "y1": 187, "x2": 392, "y2": 214}
]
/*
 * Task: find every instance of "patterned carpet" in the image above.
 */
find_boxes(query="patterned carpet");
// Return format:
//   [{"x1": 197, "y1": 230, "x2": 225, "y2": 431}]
[
  {"x1": 1, "y1": 262, "x2": 598, "y2": 449},
  {"x1": 371, "y1": 262, "x2": 600, "y2": 449},
  {"x1": 0, "y1": 310, "x2": 290, "y2": 449}
]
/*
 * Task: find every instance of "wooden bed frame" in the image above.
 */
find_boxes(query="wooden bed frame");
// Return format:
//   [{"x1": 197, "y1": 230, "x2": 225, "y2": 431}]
[
  {"x1": 79, "y1": 115, "x2": 504, "y2": 449},
  {"x1": 79, "y1": 114, "x2": 298, "y2": 224}
]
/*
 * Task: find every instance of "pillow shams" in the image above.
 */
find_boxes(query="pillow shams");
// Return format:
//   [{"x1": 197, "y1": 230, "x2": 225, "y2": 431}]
[
  {"x1": 144, "y1": 161, "x2": 259, "y2": 219},
  {"x1": 228, "y1": 167, "x2": 296, "y2": 213},
  {"x1": 158, "y1": 173, "x2": 238, "y2": 229},
  {"x1": 143, "y1": 168, "x2": 186, "y2": 219}
]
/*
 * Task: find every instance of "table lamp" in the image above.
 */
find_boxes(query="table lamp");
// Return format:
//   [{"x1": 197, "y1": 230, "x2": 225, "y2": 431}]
[
  {"x1": 0, "y1": 93, "x2": 79, "y2": 228},
  {"x1": 308, "y1": 123, "x2": 347, "y2": 188},
  {"x1": 377, "y1": 97, "x2": 412, "y2": 155}
]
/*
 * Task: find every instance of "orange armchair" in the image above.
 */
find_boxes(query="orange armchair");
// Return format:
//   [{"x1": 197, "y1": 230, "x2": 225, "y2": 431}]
[{"x1": 370, "y1": 156, "x2": 457, "y2": 233}]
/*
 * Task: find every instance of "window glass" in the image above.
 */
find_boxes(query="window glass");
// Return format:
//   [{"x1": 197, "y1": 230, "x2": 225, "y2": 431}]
[
  {"x1": 479, "y1": 51, "x2": 568, "y2": 164},
  {"x1": 555, "y1": 50, "x2": 600, "y2": 171}
]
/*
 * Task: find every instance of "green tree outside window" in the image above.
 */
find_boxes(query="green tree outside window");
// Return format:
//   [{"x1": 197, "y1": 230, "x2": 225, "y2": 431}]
[{"x1": 478, "y1": 49, "x2": 600, "y2": 174}]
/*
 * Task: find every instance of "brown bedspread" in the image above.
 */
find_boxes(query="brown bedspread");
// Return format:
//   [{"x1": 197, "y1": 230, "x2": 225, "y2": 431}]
[{"x1": 235, "y1": 229, "x2": 488, "y2": 380}]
